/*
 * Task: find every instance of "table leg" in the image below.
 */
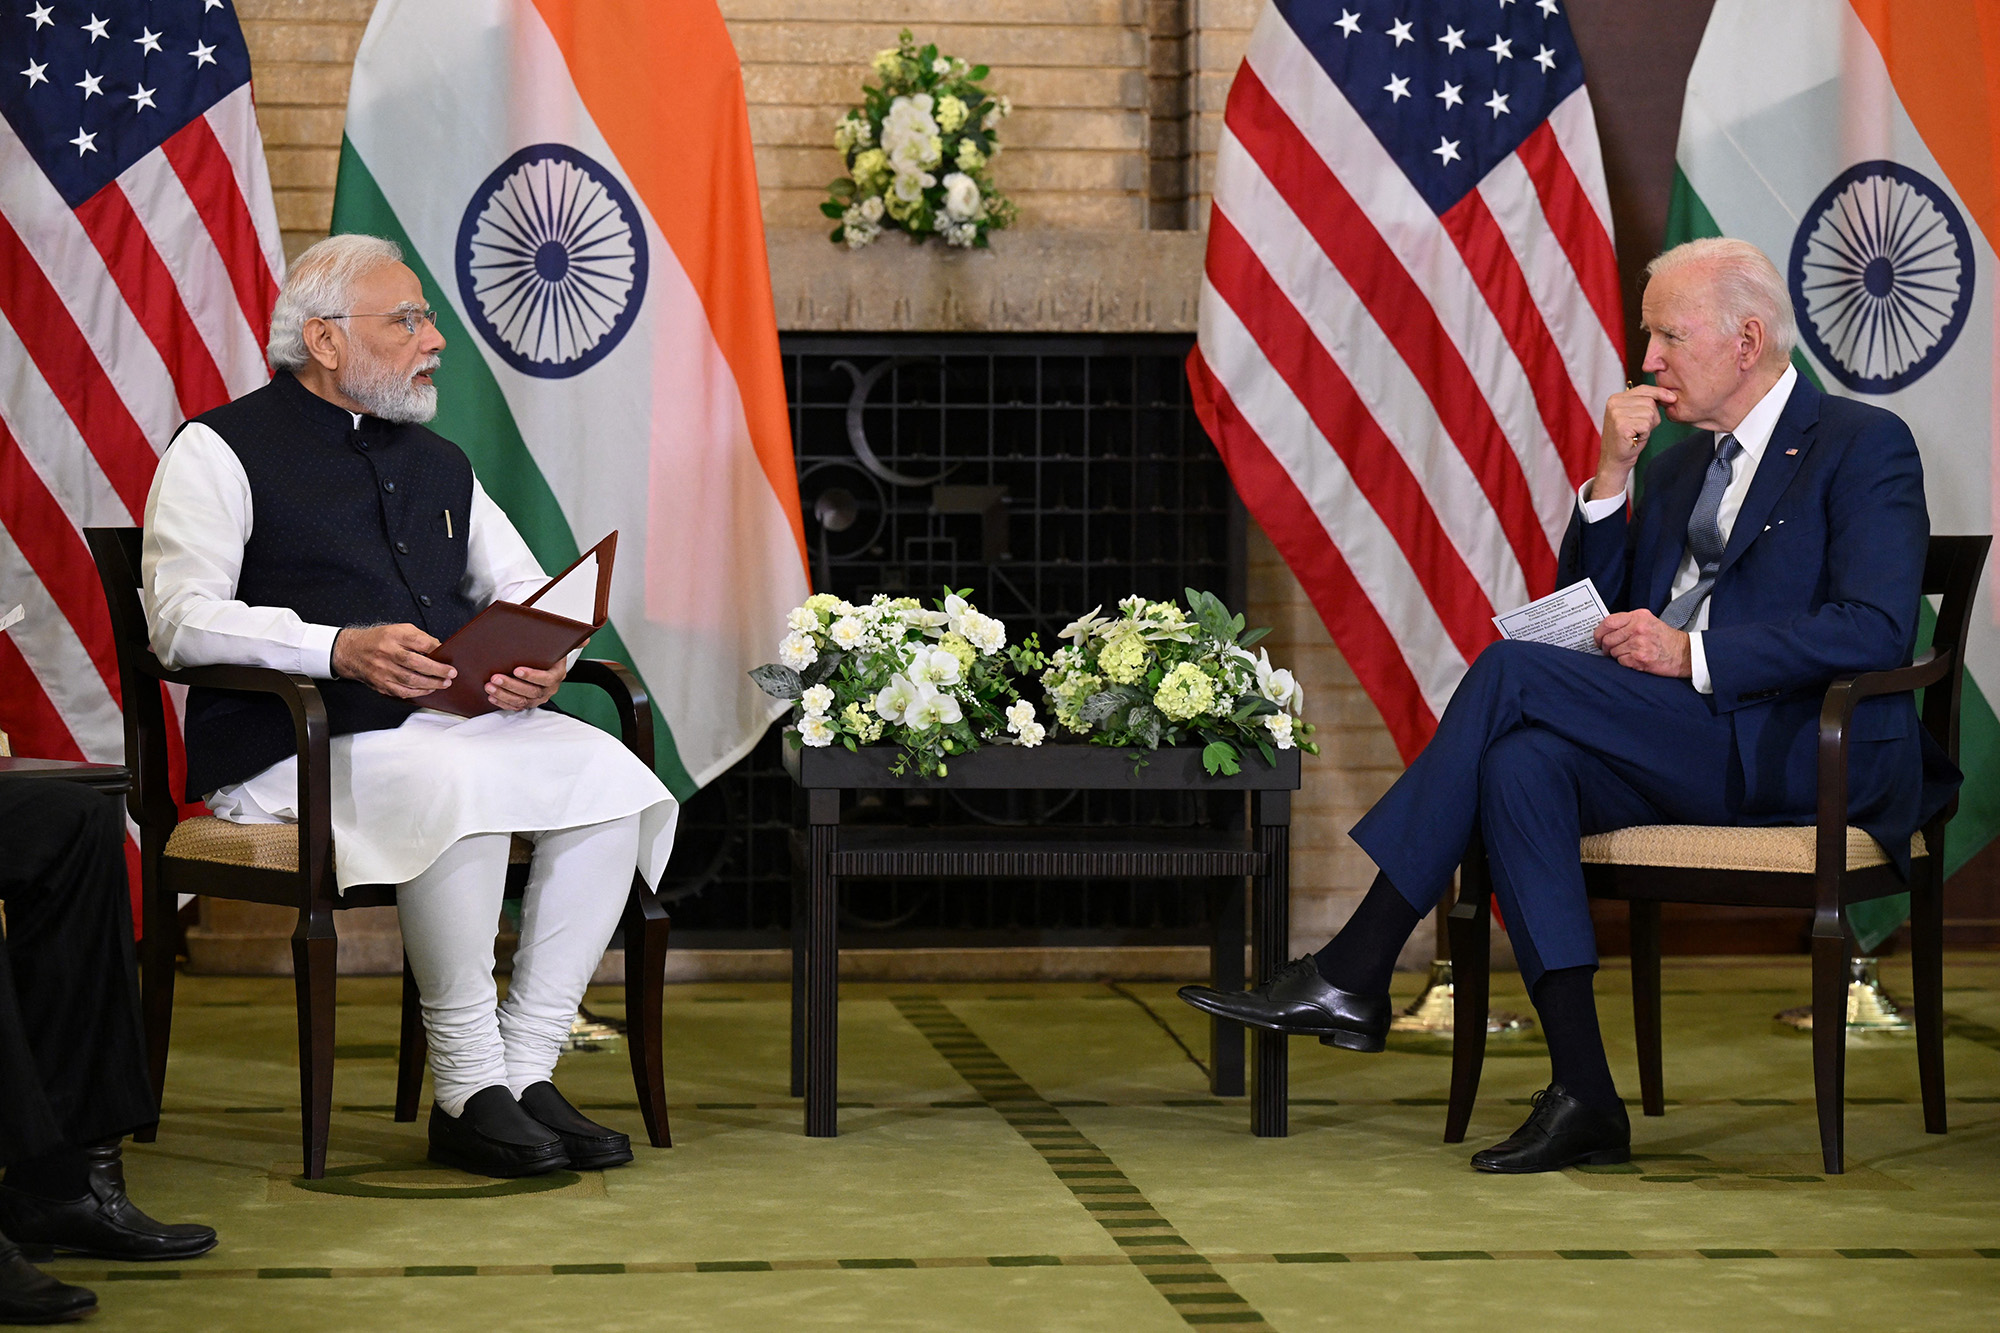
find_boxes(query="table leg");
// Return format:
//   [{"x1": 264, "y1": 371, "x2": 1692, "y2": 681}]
[
  {"x1": 804, "y1": 794, "x2": 840, "y2": 1137},
  {"x1": 1209, "y1": 876, "x2": 1246, "y2": 1097},
  {"x1": 1252, "y1": 790, "x2": 1291, "y2": 1137},
  {"x1": 789, "y1": 839, "x2": 806, "y2": 1099}
]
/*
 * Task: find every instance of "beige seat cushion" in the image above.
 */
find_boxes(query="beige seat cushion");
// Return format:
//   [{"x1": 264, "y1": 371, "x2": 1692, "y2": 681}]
[
  {"x1": 1579, "y1": 824, "x2": 1926, "y2": 874},
  {"x1": 165, "y1": 818, "x2": 534, "y2": 875}
]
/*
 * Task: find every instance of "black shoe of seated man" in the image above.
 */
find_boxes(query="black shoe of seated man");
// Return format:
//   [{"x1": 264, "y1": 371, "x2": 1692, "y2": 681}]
[
  {"x1": 0, "y1": 1233, "x2": 95, "y2": 1325},
  {"x1": 428, "y1": 1085, "x2": 572, "y2": 1178},
  {"x1": 1176, "y1": 956, "x2": 1391, "y2": 1052},
  {"x1": 0, "y1": 1144, "x2": 217, "y2": 1263},
  {"x1": 517, "y1": 1082, "x2": 634, "y2": 1171},
  {"x1": 1470, "y1": 1084, "x2": 1631, "y2": 1174}
]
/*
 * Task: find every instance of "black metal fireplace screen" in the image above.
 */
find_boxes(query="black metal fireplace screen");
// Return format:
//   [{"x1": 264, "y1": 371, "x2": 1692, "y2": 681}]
[{"x1": 656, "y1": 334, "x2": 1247, "y2": 946}]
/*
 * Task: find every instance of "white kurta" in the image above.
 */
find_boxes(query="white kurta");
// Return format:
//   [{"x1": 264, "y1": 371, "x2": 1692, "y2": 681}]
[{"x1": 142, "y1": 420, "x2": 677, "y2": 890}]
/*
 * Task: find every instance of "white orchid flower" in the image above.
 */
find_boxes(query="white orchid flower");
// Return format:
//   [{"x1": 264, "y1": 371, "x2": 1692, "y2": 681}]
[
  {"x1": 903, "y1": 684, "x2": 963, "y2": 731},
  {"x1": 1255, "y1": 649, "x2": 1303, "y2": 713},
  {"x1": 904, "y1": 647, "x2": 963, "y2": 688},
  {"x1": 1058, "y1": 605, "x2": 1110, "y2": 646},
  {"x1": 874, "y1": 674, "x2": 919, "y2": 723},
  {"x1": 902, "y1": 606, "x2": 951, "y2": 633},
  {"x1": 944, "y1": 593, "x2": 971, "y2": 633}
]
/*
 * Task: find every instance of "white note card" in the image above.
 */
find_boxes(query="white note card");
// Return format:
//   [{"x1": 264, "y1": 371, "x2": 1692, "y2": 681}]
[
  {"x1": 531, "y1": 552, "x2": 598, "y2": 625},
  {"x1": 0, "y1": 604, "x2": 22, "y2": 634},
  {"x1": 1492, "y1": 579, "x2": 1608, "y2": 654}
]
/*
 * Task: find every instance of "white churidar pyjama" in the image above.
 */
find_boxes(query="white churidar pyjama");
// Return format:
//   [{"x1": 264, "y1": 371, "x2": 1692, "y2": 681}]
[{"x1": 398, "y1": 814, "x2": 640, "y2": 1116}]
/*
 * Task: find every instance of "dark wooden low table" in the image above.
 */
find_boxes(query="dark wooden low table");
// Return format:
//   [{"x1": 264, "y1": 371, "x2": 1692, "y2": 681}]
[
  {"x1": 784, "y1": 742, "x2": 1301, "y2": 1138},
  {"x1": 0, "y1": 756, "x2": 131, "y2": 795}
]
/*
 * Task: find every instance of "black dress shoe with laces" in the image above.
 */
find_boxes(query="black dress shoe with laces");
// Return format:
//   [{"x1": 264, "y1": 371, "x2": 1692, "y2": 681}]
[
  {"x1": 0, "y1": 1145, "x2": 217, "y2": 1263},
  {"x1": 0, "y1": 1233, "x2": 95, "y2": 1325},
  {"x1": 1470, "y1": 1084, "x2": 1631, "y2": 1173},
  {"x1": 428, "y1": 1086, "x2": 571, "y2": 1178},
  {"x1": 1177, "y1": 957, "x2": 1392, "y2": 1052},
  {"x1": 517, "y1": 1082, "x2": 633, "y2": 1171}
]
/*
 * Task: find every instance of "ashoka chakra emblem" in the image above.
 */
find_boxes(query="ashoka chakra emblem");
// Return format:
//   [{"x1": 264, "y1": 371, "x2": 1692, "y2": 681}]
[
  {"x1": 1788, "y1": 160, "x2": 1973, "y2": 394},
  {"x1": 455, "y1": 144, "x2": 648, "y2": 379}
]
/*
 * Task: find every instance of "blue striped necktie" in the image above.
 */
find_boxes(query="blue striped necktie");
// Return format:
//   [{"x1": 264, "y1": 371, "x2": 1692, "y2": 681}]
[{"x1": 1660, "y1": 433, "x2": 1744, "y2": 631}]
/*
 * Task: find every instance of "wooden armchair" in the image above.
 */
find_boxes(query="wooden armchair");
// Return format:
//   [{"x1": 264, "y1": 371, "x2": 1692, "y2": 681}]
[
  {"x1": 1444, "y1": 534, "x2": 1990, "y2": 1174},
  {"x1": 86, "y1": 527, "x2": 672, "y2": 1178}
]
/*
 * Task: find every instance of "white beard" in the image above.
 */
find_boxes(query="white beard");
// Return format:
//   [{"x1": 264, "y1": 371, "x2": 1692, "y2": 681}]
[{"x1": 340, "y1": 345, "x2": 439, "y2": 424}]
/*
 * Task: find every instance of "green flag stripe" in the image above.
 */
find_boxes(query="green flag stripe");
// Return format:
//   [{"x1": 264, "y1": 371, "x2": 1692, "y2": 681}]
[
  {"x1": 329, "y1": 138, "x2": 696, "y2": 799},
  {"x1": 1661, "y1": 168, "x2": 1999, "y2": 948}
]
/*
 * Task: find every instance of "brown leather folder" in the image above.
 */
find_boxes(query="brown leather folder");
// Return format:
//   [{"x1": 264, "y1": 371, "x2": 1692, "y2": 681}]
[{"x1": 425, "y1": 532, "x2": 617, "y2": 717}]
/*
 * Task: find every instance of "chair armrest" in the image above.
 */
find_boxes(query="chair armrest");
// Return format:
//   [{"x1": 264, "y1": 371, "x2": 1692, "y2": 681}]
[
  {"x1": 566, "y1": 658, "x2": 655, "y2": 767},
  {"x1": 1811, "y1": 648, "x2": 1949, "y2": 927},
  {"x1": 145, "y1": 657, "x2": 333, "y2": 897}
]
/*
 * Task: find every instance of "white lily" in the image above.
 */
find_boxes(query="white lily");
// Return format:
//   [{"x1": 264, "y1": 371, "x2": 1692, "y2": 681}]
[{"x1": 1058, "y1": 605, "x2": 1111, "y2": 646}]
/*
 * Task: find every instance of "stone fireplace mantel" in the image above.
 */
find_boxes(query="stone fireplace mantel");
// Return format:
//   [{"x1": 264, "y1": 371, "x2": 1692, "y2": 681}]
[{"x1": 764, "y1": 227, "x2": 1206, "y2": 335}]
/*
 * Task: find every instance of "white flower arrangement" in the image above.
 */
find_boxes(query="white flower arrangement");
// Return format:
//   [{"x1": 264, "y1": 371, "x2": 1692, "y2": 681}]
[
  {"x1": 1041, "y1": 590, "x2": 1318, "y2": 775},
  {"x1": 751, "y1": 589, "x2": 1045, "y2": 777},
  {"x1": 824, "y1": 29, "x2": 1016, "y2": 250}
]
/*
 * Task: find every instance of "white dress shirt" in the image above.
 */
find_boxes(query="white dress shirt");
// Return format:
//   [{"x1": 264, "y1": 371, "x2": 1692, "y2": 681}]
[{"x1": 1579, "y1": 365, "x2": 1799, "y2": 694}]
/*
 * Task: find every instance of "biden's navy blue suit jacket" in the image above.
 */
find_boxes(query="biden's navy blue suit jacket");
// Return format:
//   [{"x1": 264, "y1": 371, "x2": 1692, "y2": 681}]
[{"x1": 1565, "y1": 375, "x2": 1957, "y2": 876}]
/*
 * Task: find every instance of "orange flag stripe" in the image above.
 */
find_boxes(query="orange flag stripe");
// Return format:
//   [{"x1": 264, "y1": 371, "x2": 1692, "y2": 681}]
[
  {"x1": 1851, "y1": 0, "x2": 2000, "y2": 258},
  {"x1": 530, "y1": 0, "x2": 807, "y2": 566}
]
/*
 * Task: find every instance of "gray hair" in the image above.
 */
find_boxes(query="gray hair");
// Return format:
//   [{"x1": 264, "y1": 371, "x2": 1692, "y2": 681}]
[
  {"x1": 266, "y1": 233, "x2": 406, "y2": 370},
  {"x1": 1645, "y1": 237, "x2": 1797, "y2": 366}
]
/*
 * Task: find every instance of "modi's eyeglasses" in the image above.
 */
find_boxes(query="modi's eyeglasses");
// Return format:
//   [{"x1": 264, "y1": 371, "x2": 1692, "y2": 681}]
[{"x1": 319, "y1": 307, "x2": 439, "y2": 337}]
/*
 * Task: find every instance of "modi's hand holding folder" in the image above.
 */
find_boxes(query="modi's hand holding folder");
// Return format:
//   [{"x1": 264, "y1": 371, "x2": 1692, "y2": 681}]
[{"x1": 425, "y1": 533, "x2": 618, "y2": 717}]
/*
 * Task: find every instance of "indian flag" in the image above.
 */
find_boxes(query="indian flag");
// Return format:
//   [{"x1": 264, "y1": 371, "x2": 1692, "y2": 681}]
[
  {"x1": 1668, "y1": 0, "x2": 1997, "y2": 949},
  {"x1": 330, "y1": 0, "x2": 808, "y2": 797}
]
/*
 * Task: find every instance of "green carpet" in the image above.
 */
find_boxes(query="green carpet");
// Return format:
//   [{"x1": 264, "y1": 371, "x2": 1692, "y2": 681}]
[{"x1": 50, "y1": 957, "x2": 2000, "y2": 1330}]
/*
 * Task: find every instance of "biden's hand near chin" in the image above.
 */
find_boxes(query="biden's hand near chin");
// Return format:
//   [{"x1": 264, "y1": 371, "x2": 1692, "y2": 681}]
[
  {"x1": 1594, "y1": 610, "x2": 1692, "y2": 679},
  {"x1": 485, "y1": 662, "x2": 565, "y2": 711},
  {"x1": 332, "y1": 623, "x2": 457, "y2": 698}
]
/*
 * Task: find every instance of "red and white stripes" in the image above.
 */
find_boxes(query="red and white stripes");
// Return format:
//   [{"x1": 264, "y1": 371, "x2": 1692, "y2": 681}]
[
  {"x1": 1191, "y1": 6, "x2": 1623, "y2": 762},
  {"x1": 0, "y1": 82, "x2": 280, "y2": 780}
]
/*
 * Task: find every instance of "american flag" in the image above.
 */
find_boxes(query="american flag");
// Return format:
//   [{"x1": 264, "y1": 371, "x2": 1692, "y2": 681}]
[
  {"x1": 0, "y1": 1, "x2": 281, "y2": 800},
  {"x1": 1189, "y1": 0, "x2": 1623, "y2": 761}
]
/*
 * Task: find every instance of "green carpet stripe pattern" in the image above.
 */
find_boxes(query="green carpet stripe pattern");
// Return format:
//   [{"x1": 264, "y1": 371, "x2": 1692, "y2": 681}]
[
  {"x1": 891, "y1": 995, "x2": 1276, "y2": 1331},
  {"x1": 57, "y1": 1248, "x2": 2000, "y2": 1283}
]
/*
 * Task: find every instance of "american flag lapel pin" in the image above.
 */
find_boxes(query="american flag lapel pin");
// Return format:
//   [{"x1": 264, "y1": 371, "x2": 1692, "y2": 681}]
[{"x1": 1785, "y1": 448, "x2": 1798, "y2": 455}]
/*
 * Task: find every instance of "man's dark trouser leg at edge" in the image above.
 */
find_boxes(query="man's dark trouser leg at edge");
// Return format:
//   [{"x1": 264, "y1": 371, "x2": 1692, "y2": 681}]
[
  {"x1": 0, "y1": 779, "x2": 218, "y2": 1325},
  {"x1": 1182, "y1": 639, "x2": 1751, "y2": 1172}
]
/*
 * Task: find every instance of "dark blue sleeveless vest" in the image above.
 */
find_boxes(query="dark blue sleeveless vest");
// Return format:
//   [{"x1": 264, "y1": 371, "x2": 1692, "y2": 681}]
[{"x1": 177, "y1": 370, "x2": 479, "y2": 799}]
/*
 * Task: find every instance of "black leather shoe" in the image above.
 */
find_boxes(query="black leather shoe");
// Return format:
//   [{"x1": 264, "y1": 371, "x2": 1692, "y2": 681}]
[
  {"x1": 1470, "y1": 1084, "x2": 1631, "y2": 1173},
  {"x1": 0, "y1": 1233, "x2": 95, "y2": 1324},
  {"x1": 0, "y1": 1145, "x2": 217, "y2": 1263},
  {"x1": 518, "y1": 1082, "x2": 633, "y2": 1171},
  {"x1": 1178, "y1": 957, "x2": 1391, "y2": 1052},
  {"x1": 428, "y1": 1086, "x2": 571, "y2": 1178}
]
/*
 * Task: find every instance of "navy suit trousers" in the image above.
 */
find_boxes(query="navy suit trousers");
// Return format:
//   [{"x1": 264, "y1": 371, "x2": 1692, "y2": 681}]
[{"x1": 1349, "y1": 639, "x2": 1767, "y2": 987}]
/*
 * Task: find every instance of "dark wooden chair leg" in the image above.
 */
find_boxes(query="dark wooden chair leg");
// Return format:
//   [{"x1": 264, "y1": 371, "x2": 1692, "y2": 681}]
[
  {"x1": 1209, "y1": 875, "x2": 1246, "y2": 1098},
  {"x1": 292, "y1": 909, "x2": 338, "y2": 1180},
  {"x1": 135, "y1": 848, "x2": 174, "y2": 1143},
  {"x1": 1445, "y1": 860, "x2": 1491, "y2": 1145},
  {"x1": 623, "y1": 877, "x2": 673, "y2": 1148},
  {"x1": 394, "y1": 954, "x2": 426, "y2": 1123},
  {"x1": 1810, "y1": 923, "x2": 1849, "y2": 1174},
  {"x1": 1628, "y1": 900, "x2": 1666, "y2": 1117},
  {"x1": 1910, "y1": 848, "x2": 1946, "y2": 1135}
]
